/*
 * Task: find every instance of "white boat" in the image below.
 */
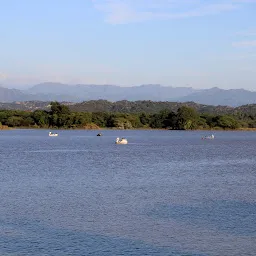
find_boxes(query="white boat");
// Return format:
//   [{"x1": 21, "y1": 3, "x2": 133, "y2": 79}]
[
  {"x1": 115, "y1": 137, "x2": 128, "y2": 144},
  {"x1": 202, "y1": 134, "x2": 214, "y2": 140},
  {"x1": 49, "y1": 132, "x2": 58, "y2": 137}
]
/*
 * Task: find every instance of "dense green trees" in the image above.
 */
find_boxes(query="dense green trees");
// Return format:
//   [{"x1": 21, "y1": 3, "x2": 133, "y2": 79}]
[
  {"x1": 32, "y1": 110, "x2": 49, "y2": 127},
  {"x1": 0, "y1": 102, "x2": 254, "y2": 130},
  {"x1": 175, "y1": 106, "x2": 199, "y2": 130}
]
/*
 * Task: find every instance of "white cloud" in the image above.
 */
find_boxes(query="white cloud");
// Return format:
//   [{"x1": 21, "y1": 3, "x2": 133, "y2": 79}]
[
  {"x1": 92, "y1": 0, "x2": 255, "y2": 24},
  {"x1": 232, "y1": 40, "x2": 256, "y2": 47}
]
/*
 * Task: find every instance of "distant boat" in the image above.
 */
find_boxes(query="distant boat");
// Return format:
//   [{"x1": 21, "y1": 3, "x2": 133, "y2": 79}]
[
  {"x1": 115, "y1": 137, "x2": 128, "y2": 144},
  {"x1": 49, "y1": 132, "x2": 58, "y2": 137},
  {"x1": 202, "y1": 134, "x2": 214, "y2": 140},
  {"x1": 97, "y1": 133, "x2": 102, "y2": 136}
]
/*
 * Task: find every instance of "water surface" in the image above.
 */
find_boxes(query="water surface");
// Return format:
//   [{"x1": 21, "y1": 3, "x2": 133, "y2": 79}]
[{"x1": 0, "y1": 129, "x2": 255, "y2": 255}]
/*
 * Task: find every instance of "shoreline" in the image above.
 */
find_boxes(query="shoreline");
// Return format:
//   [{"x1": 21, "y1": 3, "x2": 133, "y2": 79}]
[{"x1": 3, "y1": 126, "x2": 256, "y2": 132}]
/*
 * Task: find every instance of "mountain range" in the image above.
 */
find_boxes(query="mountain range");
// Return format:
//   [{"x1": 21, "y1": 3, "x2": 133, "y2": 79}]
[{"x1": 0, "y1": 83, "x2": 255, "y2": 106}]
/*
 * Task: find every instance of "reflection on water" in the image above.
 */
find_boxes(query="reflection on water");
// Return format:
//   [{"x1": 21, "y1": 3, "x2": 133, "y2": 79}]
[
  {"x1": 26, "y1": 149, "x2": 96, "y2": 153},
  {"x1": 147, "y1": 200, "x2": 256, "y2": 236},
  {"x1": 0, "y1": 219, "x2": 205, "y2": 256},
  {"x1": 0, "y1": 129, "x2": 256, "y2": 256}
]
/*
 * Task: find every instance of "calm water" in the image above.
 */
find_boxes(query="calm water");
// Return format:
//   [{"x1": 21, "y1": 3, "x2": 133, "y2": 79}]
[{"x1": 0, "y1": 129, "x2": 255, "y2": 256}]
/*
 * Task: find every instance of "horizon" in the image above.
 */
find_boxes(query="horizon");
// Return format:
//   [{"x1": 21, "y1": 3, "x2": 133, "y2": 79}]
[{"x1": 0, "y1": 0, "x2": 256, "y2": 90}]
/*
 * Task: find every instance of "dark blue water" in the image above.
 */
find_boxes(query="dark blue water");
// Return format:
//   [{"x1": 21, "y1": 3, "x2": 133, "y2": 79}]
[{"x1": 0, "y1": 129, "x2": 255, "y2": 256}]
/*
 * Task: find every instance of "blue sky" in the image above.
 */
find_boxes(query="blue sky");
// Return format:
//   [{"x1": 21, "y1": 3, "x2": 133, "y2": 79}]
[{"x1": 0, "y1": 0, "x2": 256, "y2": 90}]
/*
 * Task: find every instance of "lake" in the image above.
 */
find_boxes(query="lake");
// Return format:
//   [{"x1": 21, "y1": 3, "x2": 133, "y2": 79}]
[{"x1": 0, "y1": 129, "x2": 255, "y2": 256}]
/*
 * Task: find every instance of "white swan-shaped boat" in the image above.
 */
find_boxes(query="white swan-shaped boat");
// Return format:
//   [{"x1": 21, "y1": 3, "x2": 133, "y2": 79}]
[
  {"x1": 202, "y1": 134, "x2": 214, "y2": 140},
  {"x1": 115, "y1": 137, "x2": 128, "y2": 144},
  {"x1": 49, "y1": 132, "x2": 58, "y2": 137}
]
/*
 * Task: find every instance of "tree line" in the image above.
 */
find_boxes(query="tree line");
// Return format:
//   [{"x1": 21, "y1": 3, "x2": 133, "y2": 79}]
[{"x1": 0, "y1": 101, "x2": 255, "y2": 130}]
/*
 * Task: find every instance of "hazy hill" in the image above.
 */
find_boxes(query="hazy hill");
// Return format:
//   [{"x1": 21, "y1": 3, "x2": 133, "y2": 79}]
[
  {"x1": 0, "y1": 86, "x2": 30, "y2": 102},
  {"x1": 0, "y1": 85, "x2": 80, "y2": 102},
  {"x1": 27, "y1": 83, "x2": 196, "y2": 102},
  {"x1": 0, "y1": 83, "x2": 255, "y2": 106},
  {"x1": 180, "y1": 87, "x2": 256, "y2": 106}
]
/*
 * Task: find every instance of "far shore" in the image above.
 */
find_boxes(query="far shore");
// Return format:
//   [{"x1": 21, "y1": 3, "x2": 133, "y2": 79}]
[
  {"x1": 0, "y1": 125, "x2": 10, "y2": 130},
  {"x1": 2, "y1": 126, "x2": 256, "y2": 132}
]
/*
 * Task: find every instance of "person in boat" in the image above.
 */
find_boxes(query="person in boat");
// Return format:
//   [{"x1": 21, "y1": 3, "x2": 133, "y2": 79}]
[
  {"x1": 49, "y1": 131, "x2": 58, "y2": 136},
  {"x1": 202, "y1": 134, "x2": 214, "y2": 140}
]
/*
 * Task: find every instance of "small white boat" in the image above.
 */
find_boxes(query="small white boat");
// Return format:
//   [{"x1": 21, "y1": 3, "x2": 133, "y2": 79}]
[
  {"x1": 49, "y1": 132, "x2": 58, "y2": 137},
  {"x1": 115, "y1": 137, "x2": 128, "y2": 144},
  {"x1": 202, "y1": 134, "x2": 214, "y2": 140}
]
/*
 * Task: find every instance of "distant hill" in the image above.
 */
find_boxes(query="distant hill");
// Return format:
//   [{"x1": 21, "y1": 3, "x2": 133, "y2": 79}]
[
  {"x1": 1, "y1": 100, "x2": 255, "y2": 117},
  {"x1": 180, "y1": 87, "x2": 256, "y2": 107},
  {"x1": 0, "y1": 101, "x2": 73, "y2": 111},
  {"x1": 0, "y1": 83, "x2": 255, "y2": 106},
  {"x1": 0, "y1": 86, "x2": 30, "y2": 102},
  {"x1": 0, "y1": 85, "x2": 80, "y2": 102},
  {"x1": 26, "y1": 83, "x2": 196, "y2": 102},
  {"x1": 69, "y1": 100, "x2": 239, "y2": 115}
]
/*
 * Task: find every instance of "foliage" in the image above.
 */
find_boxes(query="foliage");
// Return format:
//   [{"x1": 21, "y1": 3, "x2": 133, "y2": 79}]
[
  {"x1": 0, "y1": 102, "x2": 255, "y2": 130},
  {"x1": 175, "y1": 106, "x2": 199, "y2": 130}
]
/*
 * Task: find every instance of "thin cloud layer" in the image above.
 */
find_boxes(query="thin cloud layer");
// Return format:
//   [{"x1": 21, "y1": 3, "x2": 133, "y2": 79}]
[
  {"x1": 234, "y1": 27, "x2": 256, "y2": 47},
  {"x1": 232, "y1": 40, "x2": 256, "y2": 47},
  {"x1": 92, "y1": 0, "x2": 256, "y2": 24},
  {"x1": 0, "y1": 72, "x2": 7, "y2": 80},
  {"x1": 236, "y1": 29, "x2": 256, "y2": 36}
]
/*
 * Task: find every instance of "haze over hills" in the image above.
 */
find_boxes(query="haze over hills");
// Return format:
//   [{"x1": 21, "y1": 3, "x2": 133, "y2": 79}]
[
  {"x1": 0, "y1": 83, "x2": 255, "y2": 106},
  {"x1": 179, "y1": 87, "x2": 256, "y2": 107},
  {"x1": 26, "y1": 83, "x2": 196, "y2": 102}
]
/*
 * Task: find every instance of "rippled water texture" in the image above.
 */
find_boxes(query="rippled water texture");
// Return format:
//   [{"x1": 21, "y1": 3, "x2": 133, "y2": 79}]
[{"x1": 0, "y1": 129, "x2": 255, "y2": 256}]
